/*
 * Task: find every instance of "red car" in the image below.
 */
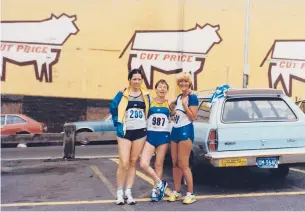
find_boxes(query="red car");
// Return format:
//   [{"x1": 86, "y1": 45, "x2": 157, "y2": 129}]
[{"x1": 0, "y1": 114, "x2": 47, "y2": 135}]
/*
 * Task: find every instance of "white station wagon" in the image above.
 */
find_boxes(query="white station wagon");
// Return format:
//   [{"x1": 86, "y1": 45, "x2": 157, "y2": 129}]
[{"x1": 190, "y1": 88, "x2": 305, "y2": 178}]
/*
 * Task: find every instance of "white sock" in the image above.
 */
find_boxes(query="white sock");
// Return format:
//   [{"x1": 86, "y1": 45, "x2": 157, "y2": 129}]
[
  {"x1": 186, "y1": 192, "x2": 193, "y2": 196},
  {"x1": 125, "y1": 188, "x2": 131, "y2": 196},
  {"x1": 117, "y1": 189, "x2": 123, "y2": 196},
  {"x1": 172, "y1": 190, "x2": 181, "y2": 193},
  {"x1": 156, "y1": 180, "x2": 163, "y2": 188}
]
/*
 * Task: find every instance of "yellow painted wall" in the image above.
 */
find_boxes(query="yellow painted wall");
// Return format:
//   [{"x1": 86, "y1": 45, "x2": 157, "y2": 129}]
[{"x1": 1, "y1": 0, "x2": 304, "y2": 101}]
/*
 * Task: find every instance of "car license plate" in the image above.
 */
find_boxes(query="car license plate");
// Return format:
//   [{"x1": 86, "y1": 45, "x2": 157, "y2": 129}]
[
  {"x1": 219, "y1": 158, "x2": 247, "y2": 167},
  {"x1": 256, "y1": 157, "x2": 278, "y2": 168}
]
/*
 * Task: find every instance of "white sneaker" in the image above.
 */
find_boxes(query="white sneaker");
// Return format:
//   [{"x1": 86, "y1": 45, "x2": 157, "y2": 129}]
[
  {"x1": 124, "y1": 189, "x2": 136, "y2": 205},
  {"x1": 116, "y1": 189, "x2": 124, "y2": 205},
  {"x1": 151, "y1": 188, "x2": 158, "y2": 202}
]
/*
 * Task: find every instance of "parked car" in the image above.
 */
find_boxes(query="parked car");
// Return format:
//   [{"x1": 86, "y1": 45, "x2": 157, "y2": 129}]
[
  {"x1": 64, "y1": 114, "x2": 116, "y2": 144},
  {"x1": 190, "y1": 88, "x2": 305, "y2": 179},
  {"x1": 0, "y1": 114, "x2": 47, "y2": 135},
  {"x1": 70, "y1": 114, "x2": 115, "y2": 133},
  {"x1": 296, "y1": 99, "x2": 305, "y2": 113}
]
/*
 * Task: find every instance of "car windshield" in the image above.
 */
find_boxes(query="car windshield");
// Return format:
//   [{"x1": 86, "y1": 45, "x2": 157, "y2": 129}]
[
  {"x1": 222, "y1": 97, "x2": 297, "y2": 123},
  {"x1": 195, "y1": 99, "x2": 211, "y2": 122},
  {"x1": 298, "y1": 101, "x2": 305, "y2": 113}
]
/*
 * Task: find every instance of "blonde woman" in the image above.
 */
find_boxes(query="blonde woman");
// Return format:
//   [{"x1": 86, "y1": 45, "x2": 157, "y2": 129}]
[
  {"x1": 109, "y1": 69, "x2": 151, "y2": 205},
  {"x1": 168, "y1": 72, "x2": 199, "y2": 204}
]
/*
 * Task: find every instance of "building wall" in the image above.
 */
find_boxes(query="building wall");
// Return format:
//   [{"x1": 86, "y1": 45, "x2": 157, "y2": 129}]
[
  {"x1": 1, "y1": 95, "x2": 110, "y2": 132},
  {"x1": 1, "y1": 0, "x2": 305, "y2": 131}
]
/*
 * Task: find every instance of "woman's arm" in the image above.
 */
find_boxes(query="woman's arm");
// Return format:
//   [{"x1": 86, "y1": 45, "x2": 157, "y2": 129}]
[
  {"x1": 182, "y1": 95, "x2": 198, "y2": 122},
  {"x1": 109, "y1": 91, "x2": 123, "y2": 126},
  {"x1": 183, "y1": 105, "x2": 198, "y2": 122},
  {"x1": 169, "y1": 98, "x2": 177, "y2": 116}
]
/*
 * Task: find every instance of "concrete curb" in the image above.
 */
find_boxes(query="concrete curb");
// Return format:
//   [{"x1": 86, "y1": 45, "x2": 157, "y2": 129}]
[
  {"x1": 1, "y1": 155, "x2": 120, "y2": 162},
  {"x1": 1, "y1": 132, "x2": 116, "y2": 145}
]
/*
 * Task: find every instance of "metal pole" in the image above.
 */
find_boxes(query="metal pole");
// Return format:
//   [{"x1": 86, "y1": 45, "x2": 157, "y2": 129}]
[
  {"x1": 63, "y1": 124, "x2": 76, "y2": 159},
  {"x1": 243, "y1": 0, "x2": 251, "y2": 88},
  {"x1": 226, "y1": 66, "x2": 230, "y2": 85}
]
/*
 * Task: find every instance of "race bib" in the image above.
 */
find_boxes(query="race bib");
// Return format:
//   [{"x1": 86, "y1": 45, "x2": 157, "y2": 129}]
[
  {"x1": 173, "y1": 110, "x2": 191, "y2": 128},
  {"x1": 173, "y1": 113, "x2": 180, "y2": 125},
  {"x1": 147, "y1": 113, "x2": 169, "y2": 132},
  {"x1": 125, "y1": 108, "x2": 146, "y2": 130}
]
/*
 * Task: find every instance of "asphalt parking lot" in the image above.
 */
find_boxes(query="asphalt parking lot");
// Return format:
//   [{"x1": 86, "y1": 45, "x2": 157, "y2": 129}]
[{"x1": 1, "y1": 155, "x2": 305, "y2": 211}]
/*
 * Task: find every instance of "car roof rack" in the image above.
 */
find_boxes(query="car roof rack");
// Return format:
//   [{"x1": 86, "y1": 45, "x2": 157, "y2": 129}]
[
  {"x1": 196, "y1": 89, "x2": 215, "y2": 98},
  {"x1": 226, "y1": 88, "x2": 284, "y2": 96},
  {"x1": 196, "y1": 89, "x2": 215, "y2": 94}
]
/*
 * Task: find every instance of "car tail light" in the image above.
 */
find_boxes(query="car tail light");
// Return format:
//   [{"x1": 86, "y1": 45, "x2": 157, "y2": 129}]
[{"x1": 208, "y1": 129, "x2": 218, "y2": 151}]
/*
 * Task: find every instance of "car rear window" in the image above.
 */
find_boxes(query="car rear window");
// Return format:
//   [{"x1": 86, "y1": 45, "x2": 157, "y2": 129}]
[
  {"x1": 6, "y1": 116, "x2": 26, "y2": 124},
  {"x1": 1, "y1": 116, "x2": 5, "y2": 125},
  {"x1": 222, "y1": 97, "x2": 297, "y2": 123}
]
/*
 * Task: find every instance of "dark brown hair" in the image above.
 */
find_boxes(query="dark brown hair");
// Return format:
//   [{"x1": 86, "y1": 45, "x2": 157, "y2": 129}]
[
  {"x1": 155, "y1": 79, "x2": 169, "y2": 90},
  {"x1": 128, "y1": 69, "x2": 144, "y2": 80}
]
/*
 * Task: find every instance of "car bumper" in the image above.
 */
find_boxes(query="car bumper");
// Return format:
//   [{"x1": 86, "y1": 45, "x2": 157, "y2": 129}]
[{"x1": 204, "y1": 147, "x2": 305, "y2": 167}]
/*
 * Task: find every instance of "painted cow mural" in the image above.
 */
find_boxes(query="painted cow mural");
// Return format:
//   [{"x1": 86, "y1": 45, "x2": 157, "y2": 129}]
[
  {"x1": 0, "y1": 13, "x2": 79, "y2": 82},
  {"x1": 260, "y1": 40, "x2": 305, "y2": 97},
  {"x1": 119, "y1": 24, "x2": 222, "y2": 90}
]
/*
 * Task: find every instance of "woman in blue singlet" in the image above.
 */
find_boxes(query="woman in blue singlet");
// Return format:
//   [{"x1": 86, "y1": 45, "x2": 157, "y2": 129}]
[
  {"x1": 140, "y1": 79, "x2": 170, "y2": 202},
  {"x1": 167, "y1": 72, "x2": 199, "y2": 204}
]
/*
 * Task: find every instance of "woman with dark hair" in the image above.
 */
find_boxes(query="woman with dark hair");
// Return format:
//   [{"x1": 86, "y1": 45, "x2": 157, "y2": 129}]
[
  {"x1": 109, "y1": 69, "x2": 151, "y2": 205},
  {"x1": 139, "y1": 79, "x2": 170, "y2": 202}
]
